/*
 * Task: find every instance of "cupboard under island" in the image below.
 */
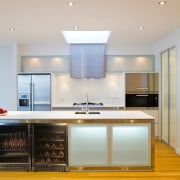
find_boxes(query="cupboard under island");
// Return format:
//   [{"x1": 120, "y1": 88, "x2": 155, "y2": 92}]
[{"x1": 0, "y1": 110, "x2": 154, "y2": 172}]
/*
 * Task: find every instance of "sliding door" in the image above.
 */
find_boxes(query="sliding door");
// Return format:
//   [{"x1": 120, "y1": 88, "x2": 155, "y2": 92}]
[
  {"x1": 161, "y1": 50, "x2": 169, "y2": 144},
  {"x1": 169, "y1": 48, "x2": 176, "y2": 147},
  {"x1": 161, "y1": 47, "x2": 176, "y2": 148}
]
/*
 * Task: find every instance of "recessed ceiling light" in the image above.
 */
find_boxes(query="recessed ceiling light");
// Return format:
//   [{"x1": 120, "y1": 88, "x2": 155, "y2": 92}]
[
  {"x1": 138, "y1": 26, "x2": 144, "y2": 30},
  {"x1": 158, "y1": 1, "x2": 166, "y2": 6},
  {"x1": 9, "y1": 27, "x2": 15, "y2": 32},
  {"x1": 73, "y1": 26, "x2": 79, "y2": 30},
  {"x1": 67, "y1": 2, "x2": 75, "y2": 6}
]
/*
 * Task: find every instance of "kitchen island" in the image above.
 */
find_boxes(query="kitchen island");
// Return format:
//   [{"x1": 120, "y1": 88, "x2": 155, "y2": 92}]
[{"x1": 0, "y1": 110, "x2": 154, "y2": 172}]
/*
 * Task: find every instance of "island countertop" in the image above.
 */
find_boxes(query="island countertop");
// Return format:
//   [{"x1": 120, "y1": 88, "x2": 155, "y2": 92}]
[
  {"x1": 0, "y1": 110, "x2": 154, "y2": 123},
  {"x1": 0, "y1": 110, "x2": 155, "y2": 172}
]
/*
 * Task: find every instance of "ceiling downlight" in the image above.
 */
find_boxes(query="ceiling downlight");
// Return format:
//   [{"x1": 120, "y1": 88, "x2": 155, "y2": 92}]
[
  {"x1": 158, "y1": 1, "x2": 166, "y2": 6},
  {"x1": 67, "y1": 2, "x2": 75, "y2": 6},
  {"x1": 9, "y1": 27, "x2": 15, "y2": 32},
  {"x1": 138, "y1": 26, "x2": 144, "y2": 31}
]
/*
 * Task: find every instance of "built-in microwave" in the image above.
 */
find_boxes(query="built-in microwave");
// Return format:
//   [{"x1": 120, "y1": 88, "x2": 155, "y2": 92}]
[{"x1": 125, "y1": 94, "x2": 158, "y2": 107}]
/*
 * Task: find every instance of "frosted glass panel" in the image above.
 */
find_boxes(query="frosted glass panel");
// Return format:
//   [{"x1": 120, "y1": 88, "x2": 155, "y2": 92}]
[
  {"x1": 112, "y1": 125, "x2": 151, "y2": 165},
  {"x1": 161, "y1": 50, "x2": 169, "y2": 144},
  {"x1": 69, "y1": 125, "x2": 108, "y2": 165},
  {"x1": 161, "y1": 47, "x2": 176, "y2": 148},
  {"x1": 169, "y1": 47, "x2": 176, "y2": 148}
]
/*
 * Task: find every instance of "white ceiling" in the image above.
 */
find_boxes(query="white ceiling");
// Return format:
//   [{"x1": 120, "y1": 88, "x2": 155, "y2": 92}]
[{"x1": 0, "y1": 0, "x2": 180, "y2": 49}]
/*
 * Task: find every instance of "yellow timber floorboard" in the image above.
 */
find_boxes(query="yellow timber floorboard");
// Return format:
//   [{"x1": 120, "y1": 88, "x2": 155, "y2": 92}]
[{"x1": 1, "y1": 140, "x2": 180, "y2": 180}]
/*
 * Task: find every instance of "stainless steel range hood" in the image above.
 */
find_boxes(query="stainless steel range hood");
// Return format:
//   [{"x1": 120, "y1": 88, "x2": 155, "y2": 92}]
[{"x1": 70, "y1": 44, "x2": 106, "y2": 79}]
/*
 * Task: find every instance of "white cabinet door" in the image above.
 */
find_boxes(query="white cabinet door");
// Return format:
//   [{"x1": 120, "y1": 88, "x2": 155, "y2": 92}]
[
  {"x1": 111, "y1": 124, "x2": 151, "y2": 166},
  {"x1": 68, "y1": 124, "x2": 108, "y2": 166},
  {"x1": 142, "y1": 109, "x2": 159, "y2": 138},
  {"x1": 68, "y1": 123, "x2": 153, "y2": 170}
]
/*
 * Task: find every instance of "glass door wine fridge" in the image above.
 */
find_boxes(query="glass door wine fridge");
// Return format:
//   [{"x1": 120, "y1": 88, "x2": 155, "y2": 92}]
[
  {"x1": 32, "y1": 124, "x2": 68, "y2": 171},
  {"x1": 0, "y1": 124, "x2": 31, "y2": 171}
]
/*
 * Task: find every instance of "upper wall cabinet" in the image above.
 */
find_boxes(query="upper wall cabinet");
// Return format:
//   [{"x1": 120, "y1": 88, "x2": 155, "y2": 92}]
[
  {"x1": 125, "y1": 73, "x2": 158, "y2": 93},
  {"x1": 21, "y1": 56, "x2": 70, "y2": 73},
  {"x1": 106, "y1": 55, "x2": 154, "y2": 72}
]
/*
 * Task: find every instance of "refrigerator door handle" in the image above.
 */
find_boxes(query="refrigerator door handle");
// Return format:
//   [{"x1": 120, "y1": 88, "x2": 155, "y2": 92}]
[
  {"x1": 30, "y1": 83, "x2": 32, "y2": 111},
  {"x1": 31, "y1": 83, "x2": 34, "y2": 111},
  {"x1": 30, "y1": 83, "x2": 34, "y2": 111}
]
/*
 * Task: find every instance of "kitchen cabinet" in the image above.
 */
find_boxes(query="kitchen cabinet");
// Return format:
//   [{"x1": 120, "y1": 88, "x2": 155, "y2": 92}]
[
  {"x1": 68, "y1": 124, "x2": 108, "y2": 166},
  {"x1": 142, "y1": 109, "x2": 159, "y2": 138},
  {"x1": 68, "y1": 122, "x2": 153, "y2": 170},
  {"x1": 0, "y1": 110, "x2": 154, "y2": 172},
  {"x1": 111, "y1": 124, "x2": 151, "y2": 166},
  {"x1": 125, "y1": 108, "x2": 159, "y2": 138},
  {"x1": 125, "y1": 73, "x2": 158, "y2": 93}
]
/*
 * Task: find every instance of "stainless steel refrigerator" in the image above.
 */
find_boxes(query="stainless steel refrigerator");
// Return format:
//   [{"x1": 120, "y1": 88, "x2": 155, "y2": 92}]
[{"x1": 17, "y1": 73, "x2": 51, "y2": 111}]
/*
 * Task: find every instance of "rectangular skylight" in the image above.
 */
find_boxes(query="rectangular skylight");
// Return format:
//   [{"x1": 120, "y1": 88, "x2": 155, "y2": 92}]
[{"x1": 62, "y1": 31, "x2": 111, "y2": 44}]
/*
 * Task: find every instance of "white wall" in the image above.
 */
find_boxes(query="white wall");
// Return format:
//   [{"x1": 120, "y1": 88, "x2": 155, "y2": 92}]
[
  {"x1": 106, "y1": 43, "x2": 154, "y2": 55},
  {"x1": 19, "y1": 43, "x2": 154, "y2": 56},
  {"x1": 154, "y1": 27, "x2": 180, "y2": 155},
  {"x1": 20, "y1": 44, "x2": 69, "y2": 56},
  {"x1": 0, "y1": 44, "x2": 18, "y2": 110},
  {"x1": 52, "y1": 73, "x2": 125, "y2": 107}
]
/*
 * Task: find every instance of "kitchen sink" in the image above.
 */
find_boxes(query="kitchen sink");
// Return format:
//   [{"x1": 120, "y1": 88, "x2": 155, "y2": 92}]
[
  {"x1": 74, "y1": 111, "x2": 100, "y2": 115},
  {"x1": 88, "y1": 111, "x2": 100, "y2": 114},
  {"x1": 74, "y1": 111, "x2": 86, "y2": 114}
]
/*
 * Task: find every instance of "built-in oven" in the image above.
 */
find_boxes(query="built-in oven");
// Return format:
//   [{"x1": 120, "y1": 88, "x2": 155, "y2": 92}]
[{"x1": 125, "y1": 94, "x2": 158, "y2": 107}]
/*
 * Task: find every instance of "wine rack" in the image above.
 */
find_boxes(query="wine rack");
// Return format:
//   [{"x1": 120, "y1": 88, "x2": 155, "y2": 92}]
[
  {"x1": 0, "y1": 124, "x2": 31, "y2": 171},
  {"x1": 32, "y1": 124, "x2": 68, "y2": 172}
]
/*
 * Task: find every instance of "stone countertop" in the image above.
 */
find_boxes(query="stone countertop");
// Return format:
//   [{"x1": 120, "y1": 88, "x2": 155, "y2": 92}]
[
  {"x1": 52, "y1": 104, "x2": 125, "y2": 108},
  {"x1": 0, "y1": 110, "x2": 154, "y2": 124}
]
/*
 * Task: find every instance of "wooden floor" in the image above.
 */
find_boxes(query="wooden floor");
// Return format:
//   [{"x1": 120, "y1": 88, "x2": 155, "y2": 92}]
[{"x1": 1, "y1": 140, "x2": 180, "y2": 180}]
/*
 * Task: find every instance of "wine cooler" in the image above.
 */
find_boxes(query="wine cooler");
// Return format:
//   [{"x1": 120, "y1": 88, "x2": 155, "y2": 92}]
[
  {"x1": 32, "y1": 124, "x2": 68, "y2": 172},
  {"x1": 0, "y1": 124, "x2": 31, "y2": 171}
]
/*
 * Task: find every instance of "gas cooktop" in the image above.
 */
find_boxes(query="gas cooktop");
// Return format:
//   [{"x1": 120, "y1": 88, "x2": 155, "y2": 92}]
[{"x1": 73, "y1": 102, "x2": 103, "y2": 107}]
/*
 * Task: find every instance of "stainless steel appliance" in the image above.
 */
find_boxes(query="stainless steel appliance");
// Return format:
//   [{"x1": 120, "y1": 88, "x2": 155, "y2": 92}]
[
  {"x1": 125, "y1": 73, "x2": 158, "y2": 107},
  {"x1": 17, "y1": 73, "x2": 51, "y2": 111},
  {"x1": 125, "y1": 94, "x2": 158, "y2": 107},
  {"x1": 0, "y1": 124, "x2": 68, "y2": 172},
  {"x1": 0, "y1": 124, "x2": 31, "y2": 171},
  {"x1": 70, "y1": 44, "x2": 106, "y2": 78},
  {"x1": 32, "y1": 124, "x2": 68, "y2": 172}
]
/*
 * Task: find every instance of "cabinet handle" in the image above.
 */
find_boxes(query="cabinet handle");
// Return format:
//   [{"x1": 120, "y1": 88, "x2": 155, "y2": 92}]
[
  {"x1": 136, "y1": 88, "x2": 148, "y2": 90},
  {"x1": 136, "y1": 95, "x2": 149, "y2": 97}
]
